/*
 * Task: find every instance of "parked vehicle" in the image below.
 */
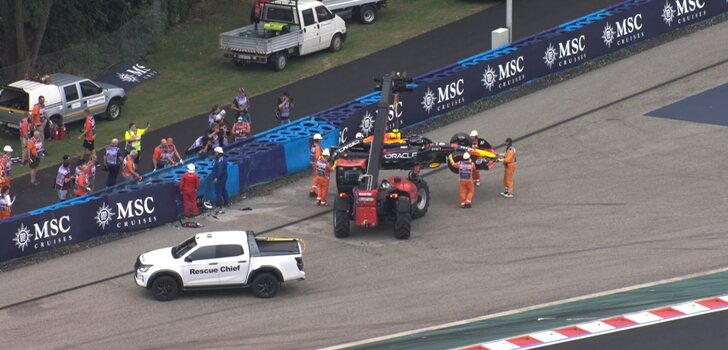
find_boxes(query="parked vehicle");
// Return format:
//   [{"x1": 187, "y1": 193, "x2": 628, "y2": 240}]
[
  {"x1": 0, "y1": 73, "x2": 126, "y2": 131},
  {"x1": 220, "y1": 0, "x2": 348, "y2": 71},
  {"x1": 134, "y1": 231, "x2": 305, "y2": 301},
  {"x1": 255, "y1": 0, "x2": 387, "y2": 24}
]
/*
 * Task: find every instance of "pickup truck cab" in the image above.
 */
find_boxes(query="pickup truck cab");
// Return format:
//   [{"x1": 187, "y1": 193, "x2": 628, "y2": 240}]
[
  {"x1": 134, "y1": 231, "x2": 305, "y2": 301},
  {"x1": 0, "y1": 73, "x2": 126, "y2": 130},
  {"x1": 220, "y1": 0, "x2": 347, "y2": 71}
]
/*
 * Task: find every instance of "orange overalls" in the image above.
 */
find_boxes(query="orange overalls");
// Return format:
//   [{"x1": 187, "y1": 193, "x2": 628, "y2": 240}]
[
  {"x1": 313, "y1": 157, "x2": 333, "y2": 205},
  {"x1": 309, "y1": 142, "x2": 322, "y2": 195},
  {"x1": 0, "y1": 194, "x2": 11, "y2": 219},
  {"x1": 503, "y1": 146, "x2": 517, "y2": 195},
  {"x1": 0, "y1": 157, "x2": 9, "y2": 189},
  {"x1": 450, "y1": 156, "x2": 474, "y2": 207}
]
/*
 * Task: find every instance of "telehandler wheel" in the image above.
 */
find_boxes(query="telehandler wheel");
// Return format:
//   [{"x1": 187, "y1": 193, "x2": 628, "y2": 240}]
[{"x1": 394, "y1": 197, "x2": 411, "y2": 240}]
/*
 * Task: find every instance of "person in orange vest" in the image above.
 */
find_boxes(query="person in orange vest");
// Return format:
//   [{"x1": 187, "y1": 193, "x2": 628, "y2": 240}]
[
  {"x1": 32, "y1": 95, "x2": 47, "y2": 136},
  {"x1": 74, "y1": 163, "x2": 92, "y2": 197},
  {"x1": 313, "y1": 149, "x2": 333, "y2": 206},
  {"x1": 19, "y1": 112, "x2": 32, "y2": 164},
  {"x1": 0, "y1": 145, "x2": 13, "y2": 189},
  {"x1": 77, "y1": 108, "x2": 96, "y2": 159},
  {"x1": 498, "y1": 137, "x2": 517, "y2": 198},
  {"x1": 167, "y1": 138, "x2": 183, "y2": 163},
  {"x1": 27, "y1": 130, "x2": 45, "y2": 186},
  {"x1": 308, "y1": 133, "x2": 323, "y2": 197},
  {"x1": 121, "y1": 150, "x2": 143, "y2": 181},
  {"x1": 448, "y1": 152, "x2": 475, "y2": 208},
  {"x1": 231, "y1": 116, "x2": 252, "y2": 142},
  {"x1": 152, "y1": 138, "x2": 169, "y2": 171},
  {"x1": 0, "y1": 185, "x2": 15, "y2": 219},
  {"x1": 179, "y1": 163, "x2": 201, "y2": 217}
]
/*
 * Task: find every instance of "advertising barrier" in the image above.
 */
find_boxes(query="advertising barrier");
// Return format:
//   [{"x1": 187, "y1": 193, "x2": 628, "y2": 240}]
[
  {"x1": 0, "y1": 182, "x2": 178, "y2": 262},
  {"x1": 1, "y1": 0, "x2": 724, "y2": 263},
  {"x1": 335, "y1": 0, "x2": 728, "y2": 142}
]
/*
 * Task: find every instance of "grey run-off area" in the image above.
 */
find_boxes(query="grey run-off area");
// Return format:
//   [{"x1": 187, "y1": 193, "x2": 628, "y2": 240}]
[{"x1": 0, "y1": 15, "x2": 727, "y2": 350}]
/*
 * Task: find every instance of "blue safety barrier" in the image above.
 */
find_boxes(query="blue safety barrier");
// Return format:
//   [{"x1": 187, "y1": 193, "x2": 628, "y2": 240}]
[
  {"x1": 200, "y1": 161, "x2": 240, "y2": 204},
  {"x1": 225, "y1": 141, "x2": 287, "y2": 191},
  {"x1": 256, "y1": 117, "x2": 338, "y2": 173}
]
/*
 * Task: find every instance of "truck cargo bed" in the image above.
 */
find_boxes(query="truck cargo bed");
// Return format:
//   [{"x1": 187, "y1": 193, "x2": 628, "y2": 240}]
[{"x1": 219, "y1": 24, "x2": 301, "y2": 55}]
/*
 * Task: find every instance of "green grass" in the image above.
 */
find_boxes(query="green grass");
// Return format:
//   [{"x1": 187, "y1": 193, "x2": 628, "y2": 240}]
[{"x1": 1, "y1": 0, "x2": 495, "y2": 176}]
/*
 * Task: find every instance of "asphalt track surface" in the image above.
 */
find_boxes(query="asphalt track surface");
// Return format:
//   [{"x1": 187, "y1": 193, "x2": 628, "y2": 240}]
[
  {"x1": 8, "y1": 0, "x2": 623, "y2": 214},
  {"x1": 541, "y1": 310, "x2": 728, "y2": 350},
  {"x1": 0, "y1": 16, "x2": 726, "y2": 350}
]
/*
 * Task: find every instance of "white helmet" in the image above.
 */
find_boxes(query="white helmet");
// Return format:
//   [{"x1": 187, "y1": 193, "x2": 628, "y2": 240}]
[
  {"x1": 462, "y1": 152, "x2": 471, "y2": 160},
  {"x1": 3, "y1": 145, "x2": 12, "y2": 153},
  {"x1": 470, "y1": 130, "x2": 478, "y2": 137},
  {"x1": 214, "y1": 146, "x2": 224, "y2": 154},
  {"x1": 187, "y1": 163, "x2": 196, "y2": 172},
  {"x1": 313, "y1": 133, "x2": 323, "y2": 140},
  {"x1": 322, "y1": 149, "x2": 330, "y2": 157},
  {"x1": 355, "y1": 132, "x2": 364, "y2": 139}
]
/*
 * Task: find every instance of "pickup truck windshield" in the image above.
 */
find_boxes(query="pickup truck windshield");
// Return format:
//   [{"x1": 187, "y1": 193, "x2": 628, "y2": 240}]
[{"x1": 172, "y1": 237, "x2": 197, "y2": 259}]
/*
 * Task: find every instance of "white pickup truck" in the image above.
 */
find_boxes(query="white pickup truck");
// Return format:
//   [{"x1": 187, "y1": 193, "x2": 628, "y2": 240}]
[
  {"x1": 220, "y1": 0, "x2": 348, "y2": 71},
  {"x1": 134, "y1": 231, "x2": 305, "y2": 301}
]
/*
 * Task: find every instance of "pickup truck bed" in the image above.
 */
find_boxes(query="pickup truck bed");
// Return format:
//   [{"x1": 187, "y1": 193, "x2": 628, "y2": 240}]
[
  {"x1": 219, "y1": 25, "x2": 301, "y2": 56},
  {"x1": 248, "y1": 234, "x2": 302, "y2": 256}
]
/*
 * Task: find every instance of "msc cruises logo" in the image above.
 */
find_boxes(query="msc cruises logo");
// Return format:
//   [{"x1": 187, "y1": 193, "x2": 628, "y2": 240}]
[
  {"x1": 116, "y1": 72, "x2": 140, "y2": 83},
  {"x1": 661, "y1": 1, "x2": 677, "y2": 25},
  {"x1": 421, "y1": 88, "x2": 436, "y2": 114},
  {"x1": 359, "y1": 111, "x2": 375, "y2": 136},
  {"x1": 13, "y1": 224, "x2": 32, "y2": 251},
  {"x1": 94, "y1": 202, "x2": 115, "y2": 229}
]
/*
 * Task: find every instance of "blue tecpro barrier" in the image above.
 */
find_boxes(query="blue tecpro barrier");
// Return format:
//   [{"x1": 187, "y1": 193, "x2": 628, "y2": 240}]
[
  {"x1": 225, "y1": 141, "x2": 287, "y2": 192},
  {"x1": 200, "y1": 161, "x2": 240, "y2": 204},
  {"x1": 256, "y1": 117, "x2": 339, "y2": 173}
]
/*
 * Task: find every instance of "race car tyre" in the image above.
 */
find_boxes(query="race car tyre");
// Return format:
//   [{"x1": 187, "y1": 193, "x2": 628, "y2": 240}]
[
  {"x1": 450, "y1": 132, "x2": 470, "y2": 147},
  {"x1": 394, "y1": 197, "x2": 411, "y2": 240},
  {"x1": 105, "y1": 99, "x2": 123, "y2": 120},
  {"x1": 358, "y1": 5, "x2": 377, "y2": 24},
  {"x1": 447, "y1": 151, "x2": 465, "y2": 174},
  {"x1": 333, "y1": 198, "x2": 350, "y2": 238},
  {"x1": 151, "y1": 275, "x2": 179, "y2": 301},
  {"x1": 330, "y1": 34, "x2": 343, "y2": 52},
  {"x1": 411, "y1": 180, "x2": 429, "y2": 219},
  {"x1": 251, "y1": 272, "x2": 280, "y2": 298}
]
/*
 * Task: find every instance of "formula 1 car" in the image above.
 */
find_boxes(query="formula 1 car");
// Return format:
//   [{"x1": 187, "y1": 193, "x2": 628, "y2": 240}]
[{"x1": 331, "y1": 131, "x2": 498, "y2": 175}]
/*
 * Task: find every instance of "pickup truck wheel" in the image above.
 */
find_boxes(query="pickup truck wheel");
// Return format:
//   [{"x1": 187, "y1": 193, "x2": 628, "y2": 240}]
[
  {"x1": 411, "y1": 180, "x2": 430, "y2": 219},
  {"x1": 394, "y1": 197, "x2": 411, "y2": 240},
  {"x1": 359, "y1": 5, "x2": 377, "y2": 24},
  {"x1": 272, "y1": 53, "x2": 287, "y2": 72},
  {"x1": 329, "y1": 34, "x2": 343, "y2": 53},
  {"x1": 105, "y1": 99, "x2": 122, "y2": 120},
  {"x1": 251, "y1": 272, "x2": 280, "y2": 298},
  {"x1": 151, "y1": 276, "x2": 179, "y2": 301}
]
